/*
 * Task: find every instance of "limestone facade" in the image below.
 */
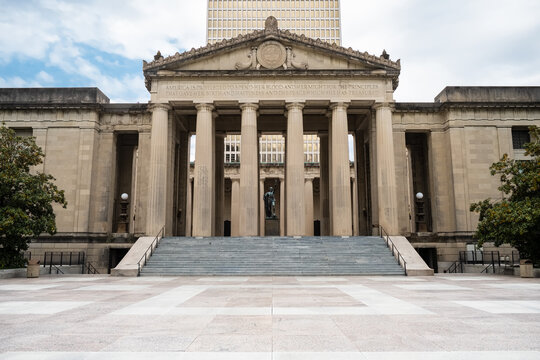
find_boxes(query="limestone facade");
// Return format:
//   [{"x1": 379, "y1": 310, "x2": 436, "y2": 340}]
[{"x1": 1, "y1": 24, "x2": 539, "y2": 273}]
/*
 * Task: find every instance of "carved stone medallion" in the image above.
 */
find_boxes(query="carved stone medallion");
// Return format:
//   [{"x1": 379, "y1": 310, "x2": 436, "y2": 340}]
[{"x1": 257, "y1": 41, "x2": 286, "y2": 69}]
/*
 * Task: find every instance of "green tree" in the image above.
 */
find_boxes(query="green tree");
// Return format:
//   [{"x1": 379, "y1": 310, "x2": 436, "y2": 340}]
[
  {"x1": 0, "y1": 125, "x2": 67, "y2": 269},
  {"x1": 470, "y1": 126, "x2": 540, "y2": 265}
]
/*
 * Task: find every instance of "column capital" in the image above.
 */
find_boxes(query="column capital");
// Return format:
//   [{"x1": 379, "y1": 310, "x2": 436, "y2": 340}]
[
  {"x1": 373, "y1": 102, "x2": 395, "y2": 110},
  {"x1": 195, "y1": 103, "x2": 215, "y2": 112},
  {"x1": 149, "y1": 103, "x2": 171, "y2": 112},
  {"x1": 305, "y1": 177, "x2": 314, "y2": 183},
  {"x1": 285, "y1": 102, "x2": 305, "y2": 111},
  {"x1": 239, "y1": 102, "x2": 259, "y2": 111},
  {"x1": 329, "y1": 102, "x2": 349, "y2": 111}
]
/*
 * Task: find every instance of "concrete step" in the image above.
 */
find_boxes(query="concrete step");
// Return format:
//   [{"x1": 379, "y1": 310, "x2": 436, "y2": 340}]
[{"x1": 139, "y1": 236, "x2": 405, "y2": 276}]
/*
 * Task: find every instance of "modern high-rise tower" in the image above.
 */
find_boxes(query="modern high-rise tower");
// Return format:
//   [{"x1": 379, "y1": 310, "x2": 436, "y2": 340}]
[{"x1": 207, "y1": 0, "x2": 342, "y2": 45}]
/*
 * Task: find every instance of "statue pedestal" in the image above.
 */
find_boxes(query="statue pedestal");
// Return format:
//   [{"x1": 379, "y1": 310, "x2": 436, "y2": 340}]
[{"x1": 265, "y1": 219, "x2": 280, "y2": 236}]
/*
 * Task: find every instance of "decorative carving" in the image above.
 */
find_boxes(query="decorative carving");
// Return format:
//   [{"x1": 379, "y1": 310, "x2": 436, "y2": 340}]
[
  {"x1": 235, "y1": 47, "x2": 258, "y2": 70},
  {"x1": 264, "y1": 16, "x2": 279, "y2": 32},
  {"x1": 257, "y1": 41, "x2": 287, "y2": 69},
  {"x1": 286, "y1": 47, "x2": 308, "y2": 70},
  {"x1": 154, "y1": 51, "x2": 163, "y2": 61}
]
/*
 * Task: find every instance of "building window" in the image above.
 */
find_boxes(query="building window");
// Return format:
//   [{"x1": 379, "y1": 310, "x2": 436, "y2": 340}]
[
  {"x1": 13, "y1": 128, "x2": 33, "y2": 138},
  {"x1": 512, "y1": 129, "x2": 530, "y2": 149}
]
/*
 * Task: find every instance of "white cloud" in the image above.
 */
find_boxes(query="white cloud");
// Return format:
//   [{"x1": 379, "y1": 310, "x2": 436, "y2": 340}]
[
  {"x1": 36, "y1": 71, "x2": 54, "y2": 83},
  {"x1": 341, "y1": 0, "x2": 540, "y2": 101},
  {"x1": 0, "y1": 76, "x2": 42, "y2": 88}
]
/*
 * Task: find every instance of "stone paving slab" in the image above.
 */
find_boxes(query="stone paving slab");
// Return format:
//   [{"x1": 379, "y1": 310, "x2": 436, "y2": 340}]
[{"x1": 0, "y1": 274, "x2": 539, "y2": 358}]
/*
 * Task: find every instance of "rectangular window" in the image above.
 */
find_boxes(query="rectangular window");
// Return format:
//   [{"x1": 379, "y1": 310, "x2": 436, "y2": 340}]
[
  {"x1": 512, "y1": 129, "x2": 530, "y2": 149},
  {"x1": 13, "y1": 128, "x2": 33, "y2": 138}
]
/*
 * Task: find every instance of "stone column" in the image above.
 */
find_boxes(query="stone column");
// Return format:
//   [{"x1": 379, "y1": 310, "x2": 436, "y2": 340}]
[
  {"x1": 238, "y1": 103, "x2": 259, "y2": 236},
  {"x1": 318, "y1": 132, "x2": 330, "y2": 235},
  {"x1": 146, "y1": 103, "x2": 171, "y2": 236},
  {"x1": 231, "y1": 178, "x2": 240, "y2": 236},
  {"x1": 329, "y1": 102, "x2": 352, "y2": 236},
  {"x1": 192, "y1": 103, "x2": 216, "y2": 237},
  {"x1": 259, "y1": 178, "x2": 265, "y2": 236},
  {"x1": 374, "y1": 103, "x2": 399, "y2": 234},
  {"x1": 279, "y1": 177, "x2": 285, "y2": 236},
  {"x1": 285, "y1": 102, "x2": 306, "y2": 236},
  {"x1": 215, "y1": 133, "x2": 225, "y2": 236},
  {"x1": 304, "y1": 178, "x2": 314, "y2": 236}
]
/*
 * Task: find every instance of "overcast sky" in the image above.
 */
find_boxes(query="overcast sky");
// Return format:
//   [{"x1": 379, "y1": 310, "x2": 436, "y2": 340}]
[{"x1": 1, "y1": 0, "x2": 539, "y2": 103}]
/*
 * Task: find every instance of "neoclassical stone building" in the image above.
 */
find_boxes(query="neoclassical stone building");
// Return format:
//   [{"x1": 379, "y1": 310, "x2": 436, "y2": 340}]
[{"x1": 1, "y1": 19, "x2": 539, "y2": 272}]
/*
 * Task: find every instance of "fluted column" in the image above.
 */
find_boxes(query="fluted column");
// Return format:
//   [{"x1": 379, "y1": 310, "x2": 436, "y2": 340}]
[
  {"x1": 231, "y1": 178, "x2": 240, "y2": 236},
  {"x1": 375, "y1": 103, "x2": 399, "y2": 234},
  {"x1": 215, "y1": 133, "x2": 225, "y2": 236},
  {"x1": 192, "y1": 103, "x2": 216, "y2": 237},
  {"x1": 329, "y1": 102, "x2": 352, "y2": 236},
  {"x1": 147, "y1": 103, "x2": 171, "y2": 236},
  {"x1": 285, "y1": 102, "x2": 305, "y2": 236},
  {"x1": 318, "y1": 132, "x2": 330, "y2": 235},
  {"x1": 238, "y1": 103, "x2": 259, "y2": 236},
  {"x1": 304, "y1": 178, "x2": 314, "y2": 236}
]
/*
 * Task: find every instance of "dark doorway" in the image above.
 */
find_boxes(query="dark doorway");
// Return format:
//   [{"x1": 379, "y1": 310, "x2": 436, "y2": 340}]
[
  {"x1": 108, "y1": 248, "x2": 130, "y2": 274},
  {"x1": 314, "y1": 220, "x2": 321, "y2": 236},
  {"x1": 406, "y1": 133, "x2": 432, "y2": 232},
  {"x1": 224, "y1": 220, "x2": 231, "y2": 237},
  {"x1": 417, "y1": 247, "x2": 438, "y2": 273}
]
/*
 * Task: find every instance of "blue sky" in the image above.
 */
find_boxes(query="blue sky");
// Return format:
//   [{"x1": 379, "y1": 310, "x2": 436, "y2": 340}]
[{"x1": 1, "y1": 0, "x2": 539, "y2": 103}]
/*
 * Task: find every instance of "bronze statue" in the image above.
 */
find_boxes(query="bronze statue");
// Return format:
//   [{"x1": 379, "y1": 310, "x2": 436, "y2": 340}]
[{"x1": 263, "y1": 187, "x2": 277, "y2": 219}]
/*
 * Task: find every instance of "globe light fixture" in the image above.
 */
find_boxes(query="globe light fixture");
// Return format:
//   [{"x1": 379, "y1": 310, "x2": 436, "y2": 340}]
[
  {"x1": 121, "y1": 193, "x2": 129, "y2": 201},
  {"x1": 415, "y1": 192, "x2": 424, "y2": 200}
]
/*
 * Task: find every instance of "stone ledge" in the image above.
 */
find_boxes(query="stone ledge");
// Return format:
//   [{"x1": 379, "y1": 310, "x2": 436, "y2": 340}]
[
  {"x1": 389, "y1": 236, "x2": 434, "y2": 276},
  {"x1": 111, "y1": 237, "x2": 157, "y2": 277}
]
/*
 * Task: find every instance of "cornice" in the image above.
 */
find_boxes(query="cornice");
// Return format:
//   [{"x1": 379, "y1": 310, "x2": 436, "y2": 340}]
[{"x1": 143, "y1": 28, "x2": 400, "y2": 73}]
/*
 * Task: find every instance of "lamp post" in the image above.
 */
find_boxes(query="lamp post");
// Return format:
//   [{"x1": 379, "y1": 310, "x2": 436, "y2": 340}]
[{"x1": 118, "y1": 193, "x2": 129, "y2": 233}]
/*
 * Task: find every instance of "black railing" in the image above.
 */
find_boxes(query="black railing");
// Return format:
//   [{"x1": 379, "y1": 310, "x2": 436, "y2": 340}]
[
  {"x1": 377, "y1": 225, "x2": 407, "y2": 274},
  {"x1": 49, "y1": 264, "x2": 65, "y2": 275},
  {"x1": 42, "y1": 251, "x2": 85, "y2": 267},
  {"x1": 84, "y1": 262, "x2": 99, "y2": 275},
  {"x1": 445, "y1": 250, "x2": 520, "y2": 274},
  {"x1": 137, "y1": 226, "x2": 165, "y2": 276},
  {"x1": 446, "y1": 261, "x2": 464, "y2": 274}
]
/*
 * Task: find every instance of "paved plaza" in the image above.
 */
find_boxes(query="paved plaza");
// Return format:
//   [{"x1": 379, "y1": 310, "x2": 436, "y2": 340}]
[{"x1": 0, "y1": 274, "x2": 539, "y2": 359}]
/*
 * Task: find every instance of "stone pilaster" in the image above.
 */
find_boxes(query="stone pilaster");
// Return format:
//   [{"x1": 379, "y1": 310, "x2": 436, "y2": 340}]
[
  {"x1": 318, "y1": 132, "x2": 330, "y2": 235},
  {"x1": 192, "y1": 103, "x2": 216, "y2": 237},
  {"x1": 329, "y1": 102, "x2": 352, "y2": 236},
  {"x1": 215, "y1": 133, "x2": 225, "y2": 236},
  {"x1": 374, "y1": 103, "x2": 399, "y2": 235},
  {"x1": 146, "y1": 103, "x2": 171, "y2": 236},
  {"x1": 239, "y1": 103, "x2": 259, "y2": 236},
  {"x1": 285, "y1": 102, "x2": 306, "y2": 236},
  {"x1": 304, "y1": 178, "x2": 314, "y2": 236},
  {"x1": 231, "y1": 178, "x2": 240, "y2": 236}
]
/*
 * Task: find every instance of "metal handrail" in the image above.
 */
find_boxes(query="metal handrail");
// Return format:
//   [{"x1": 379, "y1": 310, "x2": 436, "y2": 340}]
[
  {"x1": 49, "y1": 264, "x2": 64, "y2": 275},
  {"x1": 137, "y1": 226, "x2": 165, "y2": 276},
  {"x1": 84, "y1": 262, "x2": 99, "y2": 275},
  {"x1": 378, "y1": 225, "x2": 407, "y2": 275}
]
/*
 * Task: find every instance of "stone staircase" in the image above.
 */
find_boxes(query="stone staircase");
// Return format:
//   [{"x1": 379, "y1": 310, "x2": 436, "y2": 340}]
[{"x1": 140, "y1": 236, "x2": 405, "y2": 276}]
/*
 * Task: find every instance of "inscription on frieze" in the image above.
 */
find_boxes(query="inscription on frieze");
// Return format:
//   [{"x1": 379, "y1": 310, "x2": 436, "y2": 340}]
[{"x1": 161, "y1": 82, "x2": 382, "y2": 100}]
